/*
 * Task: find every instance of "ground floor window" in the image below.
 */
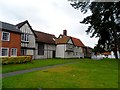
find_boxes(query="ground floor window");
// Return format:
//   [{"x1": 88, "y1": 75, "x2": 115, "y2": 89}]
[
  {"x1": 21, "y1": 49, "x2": 27, "y2": 55},
  {"x1": 1, "y1": 48, "x2": 9, "y2": 56},
  {"x1": 11, "y1": 48, "x2": 17, "y2": 56}
]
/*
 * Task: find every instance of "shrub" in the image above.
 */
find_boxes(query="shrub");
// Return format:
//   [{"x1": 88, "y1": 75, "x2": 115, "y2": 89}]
[{"x1": 0, "y1": 56, "x2": 32, "y2": 65}]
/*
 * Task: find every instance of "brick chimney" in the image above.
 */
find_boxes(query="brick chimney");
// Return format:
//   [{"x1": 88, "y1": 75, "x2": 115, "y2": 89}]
[{"x1": 63, "y1": 30, "x2": 67, "y2": 36}]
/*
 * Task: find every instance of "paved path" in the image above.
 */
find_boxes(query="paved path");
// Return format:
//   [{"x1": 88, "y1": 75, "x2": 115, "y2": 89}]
[{"x1": 1, "y1": 61, "x2": 79, "y2": 78}]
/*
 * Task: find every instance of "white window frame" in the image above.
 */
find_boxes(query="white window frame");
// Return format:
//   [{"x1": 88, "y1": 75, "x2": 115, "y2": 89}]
[
  {"x1": 1, "y1": 31, "x2": 10, "y2": 41},
  {"x1": 1, "y1": 47, "x2": 9, "y2": 57},
  {"x1": 11, "y1": 48, "x2": 17, "y2": 56}
]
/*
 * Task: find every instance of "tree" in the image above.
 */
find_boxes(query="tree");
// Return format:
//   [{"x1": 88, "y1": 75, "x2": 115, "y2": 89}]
[{"x1": 69, "y1": 1, "x2": 120, "y2": 59}]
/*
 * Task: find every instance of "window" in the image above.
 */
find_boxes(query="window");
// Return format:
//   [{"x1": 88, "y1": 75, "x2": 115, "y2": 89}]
[
  {"x1": 11, "y1": 48, "x2": 17, "y2": 56},
  {"x1": 1, "y1": 48, "x2": 9, "y2": 56},
  {"x1": 2, "y1": 32, "x2": 10, "y2": 41},
  {"x1": 21, "y1": 34, "x2": 29, "y2": 42},
  {"x1": 38, "y1": 43, "x2": 44, "y2": 55},
  {"x1": 21, "y1": 49, "x2": 27, "y2": 55}
]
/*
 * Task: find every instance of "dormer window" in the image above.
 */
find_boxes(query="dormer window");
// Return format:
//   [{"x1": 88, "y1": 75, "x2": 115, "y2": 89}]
[{"x1": 2, "y1": 31, "x2": 10, "y2": 41}]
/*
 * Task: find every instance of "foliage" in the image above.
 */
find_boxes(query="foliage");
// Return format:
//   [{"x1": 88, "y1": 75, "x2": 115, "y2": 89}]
[
  {"x1": 70, "y1": 1, "x2": 120, "y2": 59},
  {"x1": 2, "y1": 58, "x2": 118, "y2": 88},
  {"x1": 1, "y1": 56, "x2": 32, "y2": 65}
]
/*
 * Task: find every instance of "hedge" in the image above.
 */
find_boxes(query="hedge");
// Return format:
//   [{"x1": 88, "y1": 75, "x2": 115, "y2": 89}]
[{"x1": 0, "y1": 56, "x2": 32, "y2": 65}]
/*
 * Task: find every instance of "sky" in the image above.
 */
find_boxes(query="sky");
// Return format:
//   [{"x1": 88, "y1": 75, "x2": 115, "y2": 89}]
[{"x1": 0, "y1": 0, "x2": 99, "y2": 48}]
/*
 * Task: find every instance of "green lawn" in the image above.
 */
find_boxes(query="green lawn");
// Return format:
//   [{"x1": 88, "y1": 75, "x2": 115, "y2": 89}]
[
  {"x1": 2, "y1": 58, "x2": 80, "y2": 73},
  {"x1": 2, "y1": 58, "x2": 119, "y2": 88}
]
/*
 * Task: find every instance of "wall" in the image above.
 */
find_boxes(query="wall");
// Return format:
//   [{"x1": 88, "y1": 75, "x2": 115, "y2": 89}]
[
  {"x1": 20, "y1": 23, "x2": 36, "y2": 48},
  {"x1": 0, "y1": 31, "x2": 21, "y2": 56},
  {"x1": 35, "y1": 43, "x2": 56, "y2": 59},
  {"x1": 56, "y1": 44, "x2": 65, "y2": 58}
]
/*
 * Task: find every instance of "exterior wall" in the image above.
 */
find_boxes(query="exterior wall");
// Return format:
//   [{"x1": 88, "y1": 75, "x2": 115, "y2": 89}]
[
  {"x1": 56, "y1": 44, "x2": 65, "y2": 58},
  {"x1": 56, "y1": 44, "x2": 84, "y2": 58},
  {"x1": 20, "y1": 23, "x2": 36, "y2": 59},
  {"x1": 35, "y1": 43, "x2": 56, "y2": 59},
  {"x1": 0, "y1": 30, "x2": 21, "y2": 56},
  {"x1": 20, "y1": 23, "x2": 36, "y2": 48},
  {"x1": 73, "y1": 46, "x2": 84, "y2": 58}
]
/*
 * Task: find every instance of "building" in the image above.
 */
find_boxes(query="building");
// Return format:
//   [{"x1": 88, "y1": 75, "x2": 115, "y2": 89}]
[
  {"x1": 0, "y1": 20, "x2": 92, "y2": 59},
  {"x1": 16, "y1": 20, "x2": 36, "y2": 59},
  {"x1": 55, "y1": 30, "x2": 85, "y2": 58},
  {"x1": 0, "y1": 21, "x2": 21, "y2": 57},
  {"x1": 83, "y1": 46, "x2": 93, "y2": 58},
  {"x1": 34, "y1": 30, "x2": 56, "y2": 59}
]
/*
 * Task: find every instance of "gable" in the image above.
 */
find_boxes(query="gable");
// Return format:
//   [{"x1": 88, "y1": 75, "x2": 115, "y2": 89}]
[
  {"x1": 20, "y1": 23, "x2": 33, "y2": 34},
  {"x1": 67, "y1": 38, "x2": 73, "y2": 44},
  {"x1": 16, "y1": 20, "x2": 37, "y2": 37}
]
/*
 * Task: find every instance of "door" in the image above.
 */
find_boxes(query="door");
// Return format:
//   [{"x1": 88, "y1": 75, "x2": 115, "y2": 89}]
[{"x1": 53, "y1": 51, "x2": 56, "y2": 58}]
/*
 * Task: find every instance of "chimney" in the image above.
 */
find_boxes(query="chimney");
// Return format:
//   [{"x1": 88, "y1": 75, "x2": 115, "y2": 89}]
[{"x1": 63, "y1": 30, "x2": 67, "y2": 36}]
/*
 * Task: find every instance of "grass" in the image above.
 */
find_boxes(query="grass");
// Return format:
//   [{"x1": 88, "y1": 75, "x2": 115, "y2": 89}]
[
  {"x1": 2, "y1": 58, "x2": 119, "y2": 88},
  {"x1": 2, "y1": 58, "x2": 80, "y2": 73}
]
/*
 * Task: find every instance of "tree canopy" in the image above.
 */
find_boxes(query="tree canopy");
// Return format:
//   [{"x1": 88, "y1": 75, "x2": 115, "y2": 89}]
[{"x1": 70, "y1": 1, "x2": 120, "y2": 59}]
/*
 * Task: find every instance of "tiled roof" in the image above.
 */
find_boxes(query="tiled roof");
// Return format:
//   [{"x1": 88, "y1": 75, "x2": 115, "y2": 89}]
[
  {"x1": 71, "y1": 37, "x2": 85, "y2": 47},
  {"x1": 101, "y1": 52, "x2": 111, "y2": 55},
  {"x1": 0, "y1": 21, "x2": 21, "y2": 33},
  {"x1": 56, "y1": 35, "x2": 85, "y2": 47},
  {"x1": 34, "y1": 30, "x2": 56, "y2": 44},
  {"x1": 55, "y1": 36, "x2": 70, "y2": 44}
]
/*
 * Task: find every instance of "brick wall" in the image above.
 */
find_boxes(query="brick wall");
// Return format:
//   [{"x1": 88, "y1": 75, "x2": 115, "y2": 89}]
[{"x1": 0, "y1": 31, "x2": 21, "y2": 56}]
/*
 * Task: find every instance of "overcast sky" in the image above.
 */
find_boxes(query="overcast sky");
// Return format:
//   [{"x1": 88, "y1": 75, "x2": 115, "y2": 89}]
[{"x1": 0, "y1": 0, "x2": 99, "y2": 48}]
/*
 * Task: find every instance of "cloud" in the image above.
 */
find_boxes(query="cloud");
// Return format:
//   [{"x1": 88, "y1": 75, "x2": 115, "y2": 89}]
[{"x1": 0, "y1": 0, "x2": 98, "y2": 48}]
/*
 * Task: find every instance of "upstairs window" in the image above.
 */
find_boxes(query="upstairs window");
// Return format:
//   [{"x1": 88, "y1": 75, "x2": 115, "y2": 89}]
[
  {"x1": 2, "y1": 32, "x2": 10, "y2": 41},
  {"x1": 11, "y1": 48, "x2": 17, "y2": 56},
  {"x1": 21, "y1": 34, "x2": 29, "y2": 42}
]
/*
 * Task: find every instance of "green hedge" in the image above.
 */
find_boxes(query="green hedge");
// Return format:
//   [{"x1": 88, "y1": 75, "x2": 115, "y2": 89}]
[{"x1": 0, "y1": 56, "x2": 32, "y2": 65}]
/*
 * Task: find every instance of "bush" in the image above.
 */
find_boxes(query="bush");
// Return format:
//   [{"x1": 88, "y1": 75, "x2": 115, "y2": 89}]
[{"x1": 0, "y1": 56, "x2": 32, "y2": 65}]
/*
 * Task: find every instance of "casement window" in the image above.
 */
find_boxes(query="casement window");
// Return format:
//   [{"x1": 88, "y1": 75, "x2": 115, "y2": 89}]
[
  {"x1": 38, "y1": 43, "x2": 44, "y2": 55},
  {"x1": 1, "y1": 48, "x2": 9, "y2": 56},
  {"x1": 11, "y1": 48, "x2": 17, "y2": 56},
  {"x1": 21, "y1": 34, "x2": 29, "y2": 42},
  {"x1": 2, "y1": 31, "x2": 10, "y2": 41},
  {"x1": 21, "y1": 49, "x2": 27, "y2": 55}
]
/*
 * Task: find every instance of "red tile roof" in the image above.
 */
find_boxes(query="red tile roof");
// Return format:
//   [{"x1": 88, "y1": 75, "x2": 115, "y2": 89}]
[
  {"x1": 55, "y1": 36, "x2": 70, "y2": 44},
  {"x1": 34, "y1": 30, "x2": 56, "y2": 44},
  {"x1": 56, "y1": 35, "x2": 85, "y2": 47},
  {"x1": 101, "y1": 52, "x2": 111, "y2": 55},
  {"x1": 71, "y1": 37, "x2": 85, "y2": 47}
]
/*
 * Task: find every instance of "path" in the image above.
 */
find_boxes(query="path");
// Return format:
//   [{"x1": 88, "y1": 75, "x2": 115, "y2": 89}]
[{"x1": 1, "y1": 61, "x2": 79, "y2": 78}]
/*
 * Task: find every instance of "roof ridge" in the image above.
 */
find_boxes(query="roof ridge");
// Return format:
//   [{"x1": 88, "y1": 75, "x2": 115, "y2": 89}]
[{"x1": 34, "y1": 30, "x2": 55, "y2": 36}]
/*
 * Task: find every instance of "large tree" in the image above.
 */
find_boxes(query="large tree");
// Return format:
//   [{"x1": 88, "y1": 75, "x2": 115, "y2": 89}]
[{"x1": 70, "y1": 1, "x2": 120, "y2": 59}]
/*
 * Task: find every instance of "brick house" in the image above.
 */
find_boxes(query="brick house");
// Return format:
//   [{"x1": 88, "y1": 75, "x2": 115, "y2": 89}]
[{"x1": 0, "y1": 21, "x2": 21, "y2": 57}]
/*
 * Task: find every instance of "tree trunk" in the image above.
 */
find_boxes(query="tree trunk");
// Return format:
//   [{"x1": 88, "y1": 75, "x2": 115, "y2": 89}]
[{"x1": 113, "y1": 30, "x2": 118, "y2": 59}]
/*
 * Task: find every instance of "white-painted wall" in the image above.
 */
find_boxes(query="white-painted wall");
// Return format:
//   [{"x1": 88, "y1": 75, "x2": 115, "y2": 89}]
[
  {"x1": 20, "y1": 23, "x2": 36, "y2": 48},
  {"x1": 19, "y1": 23, "x2": 36, "y2": 59},
  {"x1": 56, "y1": 44, "x2": 84, "y2": 58},
  {"x1": 56, "y1": 44, "x2": 65, "y2": 58},
  {"x1": 35, "y1": 43, "x2": 56, "y2": 59}
]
